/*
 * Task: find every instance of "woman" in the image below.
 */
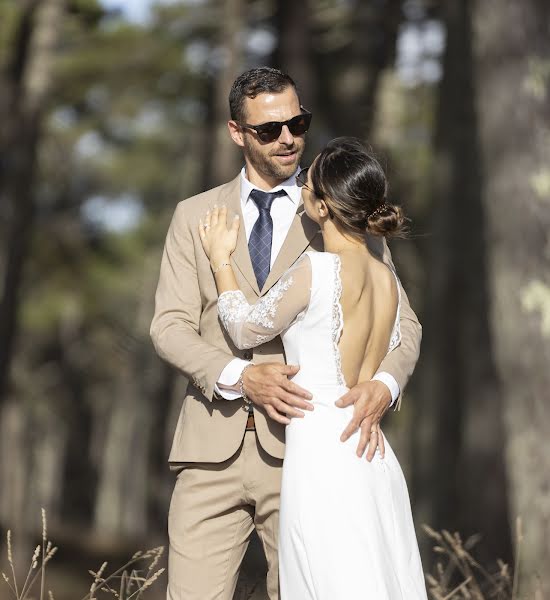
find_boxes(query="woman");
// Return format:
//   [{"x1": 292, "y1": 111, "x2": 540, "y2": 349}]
[{"x1": 198, "y1": 137, "x2": 427, "y2": 599}]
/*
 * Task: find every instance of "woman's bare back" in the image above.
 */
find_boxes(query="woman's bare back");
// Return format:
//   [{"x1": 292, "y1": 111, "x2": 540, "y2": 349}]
[{"x1": 337, "y1": 249, "x2": 399, "y2": 388}]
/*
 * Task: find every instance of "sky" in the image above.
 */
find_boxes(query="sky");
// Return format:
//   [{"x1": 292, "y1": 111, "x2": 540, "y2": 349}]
[{"x1": 100, "y1": 0, "x2": 176, "y2": 23}]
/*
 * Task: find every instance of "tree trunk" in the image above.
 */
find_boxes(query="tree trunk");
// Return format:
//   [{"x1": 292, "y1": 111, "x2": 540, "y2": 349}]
[
  {"x1": 0, "y1": 400, "x2": 33, "y2": 572},
  {"x1": 0, "y1": 0, "x2": 65, "y2": 405},
  {"x1": 0, "y1": 0, "x2": 65, "y2": 573},
  {"x1": 93, "y1": 367, "x2": 152, "y2": 537},
  {"x1": 272, "y1": 0, "x2": 315, "y2": 109},
  {"x1": 210, "y1": 0, "x2": 244, "y2": 186},
  {"x1": 473, "y1": 0, "x2": 550, "y2": 590},
  {"x1": 93, "y1": 256, "x2": 160, "y2": 538},
  {"x1": 415, "y1": 0, "x2": 512, "y2": 566},
  {"x1": 320, "y1": 0, "x2": 403, "y2": 140}
]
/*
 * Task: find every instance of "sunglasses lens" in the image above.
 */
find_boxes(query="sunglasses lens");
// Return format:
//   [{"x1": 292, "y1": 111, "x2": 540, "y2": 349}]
[
  {"x1": 288, "y1": 114, "x2": 311, "y2": 136},
  {"x1": 296, "y1": 168, "x2": 309, "y2": 187},
  {"x1": 250, "y1": 112, "x2": 312, "y2": 142},
  {"x1": 256, "y1": 123, "x2": 283, "y2": 142}
]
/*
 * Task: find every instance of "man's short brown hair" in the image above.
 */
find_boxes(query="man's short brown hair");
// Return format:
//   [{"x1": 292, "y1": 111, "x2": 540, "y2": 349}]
[{"x1": 229, "y1": 67, "x2": 298, "y2": 123}]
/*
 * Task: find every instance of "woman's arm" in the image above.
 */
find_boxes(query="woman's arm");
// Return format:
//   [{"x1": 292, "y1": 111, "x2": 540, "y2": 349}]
[{"x1": 199, "y1": 206, "x2": 312, "y2": 350}]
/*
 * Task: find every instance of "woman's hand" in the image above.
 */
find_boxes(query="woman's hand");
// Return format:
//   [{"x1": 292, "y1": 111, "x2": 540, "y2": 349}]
[{"x1": 199, "y1": 205, "x2": 240, "y2": 268}]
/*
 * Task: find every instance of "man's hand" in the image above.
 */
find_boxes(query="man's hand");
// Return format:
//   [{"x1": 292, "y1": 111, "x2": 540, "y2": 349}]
[
  {"x1": 243, "y1": 363, "x2": 313, "y2": 425},
  {"x1": 335, "y1": 380, "x2": 391, "y2": 461}
]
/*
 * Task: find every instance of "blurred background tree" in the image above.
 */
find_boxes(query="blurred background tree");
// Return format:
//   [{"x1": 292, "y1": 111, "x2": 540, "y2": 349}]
[
  {"x1": 472, "y1": 0, "x2": 550, "y2": 585},
  {"x1": 0, "y1": 0, "x2": 548, "y2": 597}
]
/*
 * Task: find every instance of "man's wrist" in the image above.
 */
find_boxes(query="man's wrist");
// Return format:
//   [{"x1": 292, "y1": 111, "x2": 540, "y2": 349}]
[
  {"x1": 239, "y1": 363, "x2": 255, "y2": 410},
  {"x1": 215, "y1": 358, "x2": 251, "y2": 400},
  {"x1": 371, "y1": 372, "x2": 400, "y2": 408}
]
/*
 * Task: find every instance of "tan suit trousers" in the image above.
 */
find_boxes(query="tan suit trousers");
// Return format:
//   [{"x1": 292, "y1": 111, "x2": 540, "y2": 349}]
[{"x1": 167, "y1": 430, "x2": 283, "y2": 600}]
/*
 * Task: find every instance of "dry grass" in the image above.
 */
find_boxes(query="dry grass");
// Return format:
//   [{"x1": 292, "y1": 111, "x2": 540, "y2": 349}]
[
  {"x1": 3, "y1": 511, "x2": 543, "y2": 600},
  {"x1": 424, "y1": 517, "x2": 543, "y2": 600},
  {"x1": 1, "y1": 510, "x2": 164, "y2": 600}
]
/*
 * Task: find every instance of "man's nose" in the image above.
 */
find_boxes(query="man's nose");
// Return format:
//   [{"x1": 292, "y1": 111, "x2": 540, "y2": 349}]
[{"x1": 278, "y1": 124, "x2": 294, "y2": 145}]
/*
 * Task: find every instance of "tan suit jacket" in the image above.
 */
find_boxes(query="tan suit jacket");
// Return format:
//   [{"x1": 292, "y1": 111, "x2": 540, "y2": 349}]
[{"x1": 151, "y1": 175, "x2": 422, "y2": 464}]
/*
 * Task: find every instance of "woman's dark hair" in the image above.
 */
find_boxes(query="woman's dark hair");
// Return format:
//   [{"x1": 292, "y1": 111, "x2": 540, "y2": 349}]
[
  {"x1": 229, "y1": 67, "x2": 298, "y2": 123},
  {"x1": 310, "y1": 137, "x2": 406, "y2": 238}
]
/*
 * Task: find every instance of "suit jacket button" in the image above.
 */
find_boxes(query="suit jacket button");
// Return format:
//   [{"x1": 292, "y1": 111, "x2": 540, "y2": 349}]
[{"x1": 243, "y1": 350, "x2": 253, "y2": 361}]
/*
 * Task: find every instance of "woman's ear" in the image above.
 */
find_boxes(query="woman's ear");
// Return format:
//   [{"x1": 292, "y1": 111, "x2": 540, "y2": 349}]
[{"x1": 318, "y1": 199, "x2": 330, "y2": 218}]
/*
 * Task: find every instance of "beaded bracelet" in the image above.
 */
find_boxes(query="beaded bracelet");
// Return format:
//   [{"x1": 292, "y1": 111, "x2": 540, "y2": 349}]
[
  {"x1": 239, "y1": 363, "x2": 255, "y2": 411},
  {"x1": 212, "y1": 262, "x2": 231, "y2": 275}
]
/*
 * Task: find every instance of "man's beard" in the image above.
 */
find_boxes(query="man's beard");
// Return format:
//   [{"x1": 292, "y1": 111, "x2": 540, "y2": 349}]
[{"x1": 243, "y1": 137, "x2": 304, "y2": 182}]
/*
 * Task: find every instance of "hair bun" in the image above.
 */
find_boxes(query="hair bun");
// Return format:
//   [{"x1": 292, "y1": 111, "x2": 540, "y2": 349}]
[{"x1": 366, "y1": 203, "x2": 406, "y2": 237}]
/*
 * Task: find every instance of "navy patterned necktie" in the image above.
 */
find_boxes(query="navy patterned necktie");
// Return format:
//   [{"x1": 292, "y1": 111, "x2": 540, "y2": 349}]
[{"x1": 248, "y1": 189, "x2": 287, "y2": 290}]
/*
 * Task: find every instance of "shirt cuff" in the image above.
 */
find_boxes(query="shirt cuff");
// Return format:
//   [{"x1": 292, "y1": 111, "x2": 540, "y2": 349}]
[
  {"x1": 215, "y1": 358, "x2": 251, "y2": 400},
  {"x1": 371, "y1": 372, "x2": 400, "y2": 408}
]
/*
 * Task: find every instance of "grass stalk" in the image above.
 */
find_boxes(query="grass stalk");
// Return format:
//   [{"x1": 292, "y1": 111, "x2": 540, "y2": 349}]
[
  {"x1": 2, "y1": 511, "x2": 164, "y2": 600},
  {"x1": 40, "y1": 509, "x2": 47, "y2": 600},
  {"x1": 511, "y1": 517, "x2": 523, "y2": 600},
  {"x1": 7, "y1": 531, "x2": 20, "y2": 599}
]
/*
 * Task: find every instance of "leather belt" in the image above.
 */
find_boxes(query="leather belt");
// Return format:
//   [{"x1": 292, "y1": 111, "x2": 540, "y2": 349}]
[{"x1": 245, "y1": 412, "x2": 255, "y2": 431}]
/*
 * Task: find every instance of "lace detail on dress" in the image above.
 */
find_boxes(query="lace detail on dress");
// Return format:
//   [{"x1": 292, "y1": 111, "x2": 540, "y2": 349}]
[
  {"x1": 388, "y1": 322, "x2": 401, "y2": 353},
  {"x1": 254, "y1": 334, "x2": 270, "y2": 346},
  {"x1": 332, "y1": 255, "x2": 346, "y2": 386},
  {"x1": 387, "y1": 269, "x2": 402, "y2": 353},
  {"x1": 218, "y1": 290, "x2": 250, "y2": 329},
  {"x1": 246, "y1": 276, "x2": 294, "y2": 329},
  {"x1": 217, "y1": 277, "x2": 295, "y2": 344}
]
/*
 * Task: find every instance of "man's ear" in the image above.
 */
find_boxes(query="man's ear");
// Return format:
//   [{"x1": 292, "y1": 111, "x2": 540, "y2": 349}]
[{"x1": 228, "y1": 120, "x2": 245, "y2": 147}]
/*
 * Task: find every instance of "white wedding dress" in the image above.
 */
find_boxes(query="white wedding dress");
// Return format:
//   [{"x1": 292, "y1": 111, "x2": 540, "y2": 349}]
[{"x1": 218, "y1": 251, "x2": 427, "y2": 600}]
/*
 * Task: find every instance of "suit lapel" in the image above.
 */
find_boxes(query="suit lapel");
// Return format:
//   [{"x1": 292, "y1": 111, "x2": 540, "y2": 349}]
[
  {"x1": 218, "y1": 175, "x2": 261, "y2": 296},
  {"x1": 218, "y1": 177, "x2": 321, "y2": 296},
  {"x1": 261, "y1": 202, "x2": 321, "y2": 295},
  {"x1": 217, "y1": 182, "x2": 391, "y2": 298}
]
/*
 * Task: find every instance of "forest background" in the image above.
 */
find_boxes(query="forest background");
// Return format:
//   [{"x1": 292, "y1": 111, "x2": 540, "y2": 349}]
[{"x1": 0, "y1": 0, "x2": 549, "y2": 598}]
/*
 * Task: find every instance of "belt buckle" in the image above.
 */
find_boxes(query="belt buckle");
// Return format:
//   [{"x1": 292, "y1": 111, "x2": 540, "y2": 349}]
[{"x1": 245, "y1": 413, "x2": 255, "y2": 431}]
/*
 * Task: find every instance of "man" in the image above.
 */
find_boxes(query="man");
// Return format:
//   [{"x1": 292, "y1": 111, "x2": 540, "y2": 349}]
[{"x1": 150, "y1": 67, "x2": 422, "y2": 600}]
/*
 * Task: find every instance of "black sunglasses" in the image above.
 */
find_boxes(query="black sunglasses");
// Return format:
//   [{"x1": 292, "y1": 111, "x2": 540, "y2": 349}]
[
  {"x1": 240, "y1": 108, "x2": 312, "y2": 143},
  {"x1": 296, "y1": 167, "x2": 314, "y2": 191},
  {"x1": 296, "y1": 167, "x2": 334, "y2": 217},
  {"x1": 296, "y1": 167, "x2": 323, "y2": 195}
]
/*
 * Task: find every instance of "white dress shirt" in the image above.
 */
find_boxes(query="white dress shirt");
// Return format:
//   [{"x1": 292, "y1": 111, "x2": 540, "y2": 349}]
[{"x1": 215, "y1": 167, "x2": 400, "y2": 406}]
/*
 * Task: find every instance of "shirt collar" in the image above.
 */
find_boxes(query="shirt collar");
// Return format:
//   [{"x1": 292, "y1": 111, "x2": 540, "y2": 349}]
[{"x1": 240, "y1": 166, "x2": 302, "y2": 206}]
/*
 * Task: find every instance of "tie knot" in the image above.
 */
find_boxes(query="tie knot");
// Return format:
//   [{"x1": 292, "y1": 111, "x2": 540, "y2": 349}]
[{"x1": 249, "y1": 189, "x2": 286, "y2": 212}]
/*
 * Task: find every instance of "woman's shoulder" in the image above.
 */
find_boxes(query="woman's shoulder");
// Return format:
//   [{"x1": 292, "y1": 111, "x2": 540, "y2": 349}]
[
  {"x1": 303, "y1": 250, "x2": 340, "y2": 266},
  {"x1": 302, "y1": 252, "x2": 341, "y2": 292}
]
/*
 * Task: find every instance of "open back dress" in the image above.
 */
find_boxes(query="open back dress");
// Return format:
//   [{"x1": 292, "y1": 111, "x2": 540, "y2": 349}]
[{"x1": 218, "y1": 251, "x2": 427, "y2": 600}]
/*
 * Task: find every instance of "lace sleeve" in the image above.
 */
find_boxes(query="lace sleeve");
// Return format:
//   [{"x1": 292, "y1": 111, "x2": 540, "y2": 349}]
[{"x1": 218, "y1": 254, "x2": 312, "y2": 349}]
